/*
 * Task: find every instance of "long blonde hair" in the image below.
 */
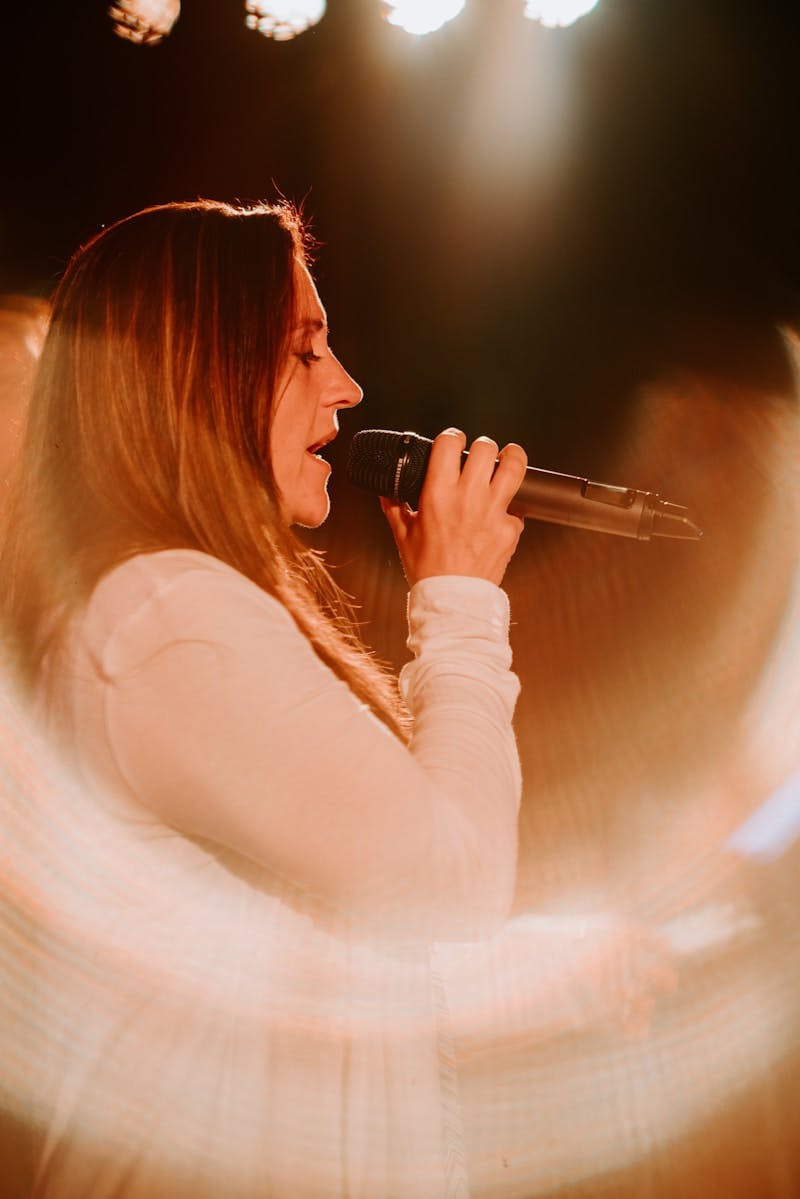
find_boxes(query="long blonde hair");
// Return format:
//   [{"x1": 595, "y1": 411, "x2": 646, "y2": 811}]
[{"x1": 0, "y1": 200, "x2": 407, "y2": 738}]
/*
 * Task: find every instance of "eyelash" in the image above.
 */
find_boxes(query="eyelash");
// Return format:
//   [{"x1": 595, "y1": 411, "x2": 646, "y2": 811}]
[{"x1": 297, "y1": 351, "x2": 323, "y2": 367}]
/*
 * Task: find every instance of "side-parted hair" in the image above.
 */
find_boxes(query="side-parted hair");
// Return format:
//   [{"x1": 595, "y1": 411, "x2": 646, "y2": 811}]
[{"x1": 0, "y1": 199, "x2": 407, "y2": 738}]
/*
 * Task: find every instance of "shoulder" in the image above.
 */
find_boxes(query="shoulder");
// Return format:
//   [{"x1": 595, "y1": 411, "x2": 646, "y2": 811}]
[{"x1": 79, "y1": 550, "x2": 297, "y2": 678}]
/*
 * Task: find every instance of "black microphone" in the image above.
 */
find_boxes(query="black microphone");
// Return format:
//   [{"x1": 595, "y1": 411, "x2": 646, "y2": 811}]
[{"x1": 346, "y1": 429, "x2": 702, "y2": 541}]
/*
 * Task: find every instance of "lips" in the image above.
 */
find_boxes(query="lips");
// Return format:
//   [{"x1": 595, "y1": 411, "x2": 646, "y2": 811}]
[{"x1": 306, "y1": 432, "x2": 337, "y2": 458}]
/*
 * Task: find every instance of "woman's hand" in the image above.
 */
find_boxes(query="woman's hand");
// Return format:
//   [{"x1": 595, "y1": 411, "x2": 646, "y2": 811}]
[{"x1": 380, "y1": 428, "x2": 528, "y2": 587}]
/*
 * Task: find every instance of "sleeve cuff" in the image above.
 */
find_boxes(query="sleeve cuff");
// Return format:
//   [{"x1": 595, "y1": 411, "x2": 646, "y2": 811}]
[{"x1": 406, "y1": 576, "x2": 511, "y2": 646}]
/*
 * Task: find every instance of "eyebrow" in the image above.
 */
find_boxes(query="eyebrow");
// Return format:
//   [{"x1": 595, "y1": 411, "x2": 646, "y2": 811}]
[{"x1": 295, "y1": 318, "x2": 327, "y2": 333}]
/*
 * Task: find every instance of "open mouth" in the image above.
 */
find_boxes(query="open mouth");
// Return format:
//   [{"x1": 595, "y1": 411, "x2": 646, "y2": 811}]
[{"x1": 306, "y1": 434, "x2": 336, "y2": 460}]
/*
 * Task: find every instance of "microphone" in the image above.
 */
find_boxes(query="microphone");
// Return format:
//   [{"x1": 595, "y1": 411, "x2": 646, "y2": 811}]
[{"x1": 346, "y1": 429, "x2": 702, "y2": 541}]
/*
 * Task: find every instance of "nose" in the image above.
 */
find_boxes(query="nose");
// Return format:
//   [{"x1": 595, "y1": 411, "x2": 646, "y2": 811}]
[{"x1": 331, "y1": 353, "x2": 363, "y2": 409}]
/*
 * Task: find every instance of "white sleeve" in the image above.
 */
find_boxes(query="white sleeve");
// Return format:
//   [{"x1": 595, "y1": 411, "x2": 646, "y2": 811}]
[{"x1": 97, "y1": 567, "x2": 522, "y2": 939}]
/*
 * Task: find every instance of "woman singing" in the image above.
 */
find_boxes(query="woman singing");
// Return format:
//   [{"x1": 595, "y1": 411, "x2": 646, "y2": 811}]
[{"x1": 0, "y1": 199, "x2": 529, "y2": 1198}]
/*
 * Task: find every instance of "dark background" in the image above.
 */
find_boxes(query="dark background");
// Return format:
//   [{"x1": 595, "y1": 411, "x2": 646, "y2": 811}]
[{"x1": 3, "y1": 0, "x2": 800, "y2": 464}]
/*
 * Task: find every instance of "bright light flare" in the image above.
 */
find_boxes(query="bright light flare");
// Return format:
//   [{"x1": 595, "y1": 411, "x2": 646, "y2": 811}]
[
  {"x1": 383, "y1": 0, "x2": 466, "y2": 37},
  {"x1": 108, "y1": 0, "x2": 180, "y2": 44},
  {"x1": 244, "y1": 0, "x2": 326, "y2": 40},
  {"x1": 524, "y1": 0, "x2": 599, "y2": 29}
]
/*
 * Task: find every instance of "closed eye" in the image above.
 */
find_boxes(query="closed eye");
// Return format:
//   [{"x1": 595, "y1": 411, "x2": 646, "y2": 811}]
[{"x1": 297, "y1": 351, "x2": 323, "y2": 367}]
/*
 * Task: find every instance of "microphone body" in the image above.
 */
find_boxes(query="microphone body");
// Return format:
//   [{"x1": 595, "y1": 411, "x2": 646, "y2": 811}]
[{"x1": 346, "y1": 430, "x2": 702, "y2": 541}]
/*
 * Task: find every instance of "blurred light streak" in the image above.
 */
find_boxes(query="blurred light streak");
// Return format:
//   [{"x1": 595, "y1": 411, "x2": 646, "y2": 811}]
[
  {"x1": 0, "y1": 681, "x2": 461, "y2": 1194},
  {"x1": 725, "y1": 773, "x2": 800, "y2": 862},
  {"x1": 436, "y1": 897, "x2": 797, "y2": 1195},
  {"x1": 327, "y1": 371, "x2": 800, "y2": 1191},
  {"x1": 4, "y1": 366, "x2": 800, "y2": 1193},
  {"x1": 108, "y1": 0, "x2": 180, "y2": 45},
  {"x1": 659, "y1": 901, "x2": 761, "y2": 958},
  {"x1": 463, "y1": 368, "x2": 800, "y2": 1188},
  {"x1": 2, "y1": 592, "x2": 799, "y2": 1197},
  {"x1": 382, "y1": 0, "x2": 466, "y2": 37},
  {"x1": 244, "y1": 0, "x2": 326, "y2": 40},
  {"x1": 524, "y1": 0, "x2": 599, "y2": 29},
  {"x1": 420, "y1": 0, "x2": 578, "y2": 323},
  {"x1": 738, "y1": 463, "x2": 800, "y2": 787}
]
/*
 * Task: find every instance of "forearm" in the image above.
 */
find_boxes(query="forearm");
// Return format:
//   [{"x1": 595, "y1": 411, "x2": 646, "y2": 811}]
[{"x1": 395, "y1": 576, "x2": 522, "y2": 935}]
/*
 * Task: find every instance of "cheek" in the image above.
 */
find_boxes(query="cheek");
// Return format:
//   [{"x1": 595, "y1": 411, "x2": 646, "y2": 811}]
[
  {"x1": 267, "y1": 424, "x2": 286, "y2": 478},
  {"x1": 271, "y1": 382, "x2": 314, "y2": 449},
  {"x1": 268, "y1": 399, "x2": 300, "y2": 474}
]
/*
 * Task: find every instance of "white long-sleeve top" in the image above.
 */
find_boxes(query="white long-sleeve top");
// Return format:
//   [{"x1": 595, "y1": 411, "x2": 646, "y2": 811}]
[
  {"x1": 49, "y1": 548, "x2": 522, "y2": 941},
  {"x1": 27, "y1": 548, "x2": 522, "y2": 1198}
]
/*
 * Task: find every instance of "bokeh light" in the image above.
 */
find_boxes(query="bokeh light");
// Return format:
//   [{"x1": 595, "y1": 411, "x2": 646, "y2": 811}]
[
  {"x1": 244, "y1": 0, "x2": 327, "y2": 41},
  {"x1": 524, "y1": 0, "x2": 600, "y2": 29},
  {"x1": 383, "y1": 0, "x2": 467, "y2": 38},
  {"x1": 108, "y1": 0, "x2": 180, "y2": 45}
]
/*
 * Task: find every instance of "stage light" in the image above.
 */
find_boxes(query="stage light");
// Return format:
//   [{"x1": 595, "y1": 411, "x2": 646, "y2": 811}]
[
  {"x1": 108, "y1": 0, "x2": 180, "y2": 44},
  {"x1": 244, "y1": 0, "x2": 327, "y2": 40},
  {"x1": 382, "y1": 0, "x2": 466, "y2": 37},
  {"x1": 523, "y1": 0, "x2": 599, "y2": 29}
]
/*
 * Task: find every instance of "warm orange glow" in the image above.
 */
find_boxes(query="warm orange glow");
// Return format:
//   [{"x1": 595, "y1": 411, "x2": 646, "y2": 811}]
[{"x1": 2, "y1": 343, "x2": 798, "y2": 1195}]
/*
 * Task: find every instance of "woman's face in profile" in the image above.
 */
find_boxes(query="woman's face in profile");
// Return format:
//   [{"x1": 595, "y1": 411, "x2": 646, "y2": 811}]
[{"x1": 269, "y1": 264, "x2": 362, "y2": 528}]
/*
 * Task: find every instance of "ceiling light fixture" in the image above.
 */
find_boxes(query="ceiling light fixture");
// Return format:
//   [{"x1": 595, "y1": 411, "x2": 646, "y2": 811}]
[
  {"x1": 108, "y1": 0, "x2": 181, "y2": 44},
  {"x1": 382, "y1": 0, "x2": 467, "y2": 38},
  {"x1": 244, "y1": 0, "x2": 327, "y2": 40},
  {"x1": 523, "y1": 0, "x2": 599, "y2": 30}
]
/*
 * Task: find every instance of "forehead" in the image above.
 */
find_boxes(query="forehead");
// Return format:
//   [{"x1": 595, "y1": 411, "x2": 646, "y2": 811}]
[{"x1": 294, "y1": 261, "x2": 326, "y2": 327}]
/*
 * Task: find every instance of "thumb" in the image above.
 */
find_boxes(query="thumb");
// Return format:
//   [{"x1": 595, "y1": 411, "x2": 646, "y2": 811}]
[{"x1": 380, "y1": 496, "x2": 414, "y2": 544}]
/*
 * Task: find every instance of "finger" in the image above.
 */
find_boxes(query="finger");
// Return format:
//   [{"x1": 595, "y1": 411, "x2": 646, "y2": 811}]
[
  {"x1": 490, "y1": 442, "x2": 528, "y2": 506},
  {"x1": 506, "y1": 512, "x2": 526, "y2": 544},
  {"x1": 380, "y1": 496, "x2": 414, "y2": 543},
  {"x1": 424, "y1": 428, "x2": 468, "y2": 491},
  {"x1": 460, "y1": 436, "x2": 499, "y2": 484}
]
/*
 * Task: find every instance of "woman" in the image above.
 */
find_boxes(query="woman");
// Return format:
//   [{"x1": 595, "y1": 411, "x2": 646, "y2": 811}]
[{"x1": 0, "y1": 199, "x2": 529, "y2": 1197}]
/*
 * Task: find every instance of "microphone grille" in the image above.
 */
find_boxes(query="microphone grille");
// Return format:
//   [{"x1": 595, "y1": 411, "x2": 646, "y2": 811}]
[{"x1": 346, "y1": 429, "x2": 433, "y2": 507}]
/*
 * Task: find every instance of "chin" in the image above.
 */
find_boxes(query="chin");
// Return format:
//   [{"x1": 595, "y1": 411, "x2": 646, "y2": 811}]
[
  {"x1": 294, "y1": 514, "x2": 328, "y2": 530},
  {"x1": 292, "y1": 495, "x2": 331, "y2": 529}
]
